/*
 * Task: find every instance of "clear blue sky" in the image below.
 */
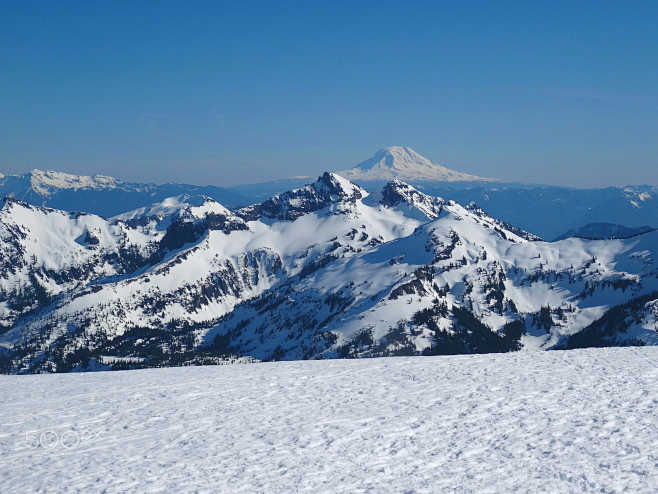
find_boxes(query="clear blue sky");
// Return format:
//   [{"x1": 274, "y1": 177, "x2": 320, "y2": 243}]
[{"x1": 2, "y1": 1, "x2": 657, "y2": 187}]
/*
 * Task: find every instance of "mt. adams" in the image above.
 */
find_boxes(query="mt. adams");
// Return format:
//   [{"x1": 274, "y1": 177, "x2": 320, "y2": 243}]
[{"x1": 338, "y1": 146, "x2": 492, "y2": 182}]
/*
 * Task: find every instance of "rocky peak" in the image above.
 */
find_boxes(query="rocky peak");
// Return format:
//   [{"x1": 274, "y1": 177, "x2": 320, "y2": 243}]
[
  {"x1": 237, "y1": 173, "x2": 366, "y2": 222},
  {"x1": 379, "y1": 179, "x2": 445, "y2": 220}
]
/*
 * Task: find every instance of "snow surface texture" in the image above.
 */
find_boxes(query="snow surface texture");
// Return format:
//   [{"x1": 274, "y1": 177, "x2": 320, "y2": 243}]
[
  {"x1": 1, "y1": 347, "x2": 657, "y2": 493},
  {"x1": 338, "y1": 146, "x2": 491, "y2": 182}
]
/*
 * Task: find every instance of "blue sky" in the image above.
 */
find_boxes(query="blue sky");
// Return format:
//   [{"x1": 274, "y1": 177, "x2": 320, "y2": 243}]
[{"x1": 2, "y1": 1, "x2": 657, "y2": 187}]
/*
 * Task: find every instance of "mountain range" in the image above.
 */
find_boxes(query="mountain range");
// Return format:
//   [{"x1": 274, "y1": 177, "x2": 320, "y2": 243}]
[
  {"x1": 0, "y1": 168, "x2": 250, "y2": 216},
  {"x1": 1, "y1": 172, "x2": 656, "y2": 373},
  {"x1": 1, "y1": 147, "x2": 655, "y2": 240}
]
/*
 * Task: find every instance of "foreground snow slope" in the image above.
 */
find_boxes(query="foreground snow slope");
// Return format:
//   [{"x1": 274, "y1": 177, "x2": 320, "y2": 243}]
[{"x1": 1, "y1": 347, "x2": 656, "y2": 493}]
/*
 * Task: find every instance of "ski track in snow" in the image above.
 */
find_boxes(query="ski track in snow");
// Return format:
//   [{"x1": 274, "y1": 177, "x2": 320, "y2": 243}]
[{"x1": 1, "y1": 348, "x2": 657, "y2": 493}]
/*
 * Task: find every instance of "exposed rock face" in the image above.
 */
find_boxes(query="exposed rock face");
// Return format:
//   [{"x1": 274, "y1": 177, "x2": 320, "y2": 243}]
[
  {"x1": 378, "y1": 178, "x2": 445, "y2": 220},
  {"x1": 236, "y1": 172, "x2": 366, "y2": 222}
]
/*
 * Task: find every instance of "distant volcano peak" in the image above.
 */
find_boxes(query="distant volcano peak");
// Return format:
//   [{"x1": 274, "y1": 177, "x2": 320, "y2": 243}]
[{"x1": 338, "y1": 146, "x2": 493, "y2": 182}]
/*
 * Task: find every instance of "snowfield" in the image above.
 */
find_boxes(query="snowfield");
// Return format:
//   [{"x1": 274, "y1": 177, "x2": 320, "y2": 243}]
[{"x1": 2, "y1": 347, "x2": 657, "y2": 493}]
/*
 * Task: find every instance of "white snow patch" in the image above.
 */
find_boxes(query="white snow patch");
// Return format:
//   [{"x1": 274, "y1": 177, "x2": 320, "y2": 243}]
[{"x1": 1, "y1": 347, "x2": 656, "y2": 493}]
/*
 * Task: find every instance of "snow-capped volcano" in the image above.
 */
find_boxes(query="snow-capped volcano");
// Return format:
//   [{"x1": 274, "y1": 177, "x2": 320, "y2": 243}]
[{"x1": 338, "y1": 146, "x2": 492, "y2": 182}]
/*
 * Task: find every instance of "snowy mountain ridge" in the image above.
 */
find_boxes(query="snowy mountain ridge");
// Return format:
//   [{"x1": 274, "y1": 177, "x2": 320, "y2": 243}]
[
  {"x1": 28, "y1": 169, "x2": 123, "y2": 196},
  {"x1": 0, "y1": 173, "x2": 657, "y2": 373},
  {"x1": 2, "y1": 151, "x2": 657, "y2": 240},
  {"x1": 236, "y1": 172, "x2": 368, "y2": 222},
  {"x1": 0, "y1": 169, "x2": 250, "y2": 218}
]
